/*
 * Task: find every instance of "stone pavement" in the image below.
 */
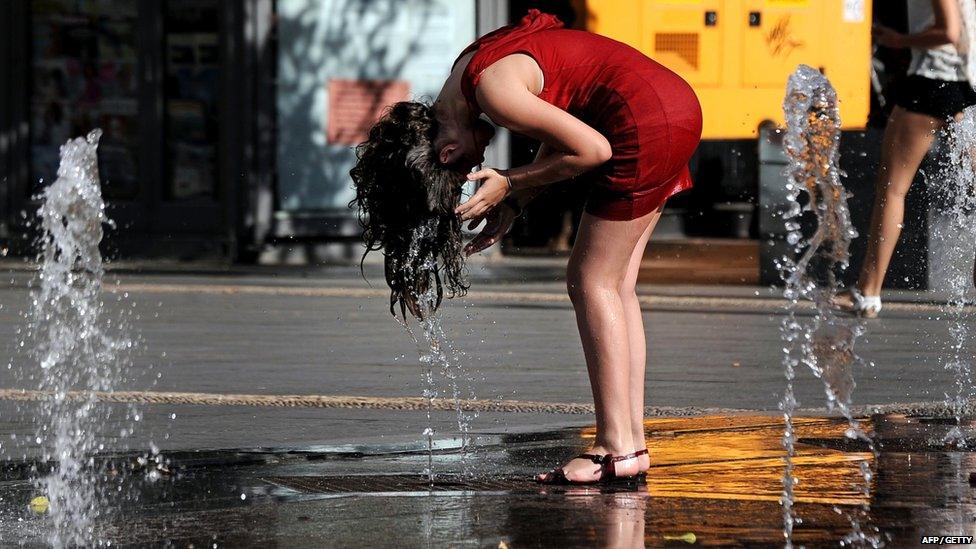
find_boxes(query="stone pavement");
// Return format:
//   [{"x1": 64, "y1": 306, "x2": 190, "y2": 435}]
[
  {"x1": 0, "y1": 264, "x2": 971, "y2": 454},
  {"x1": 2, "y1": 263, "x2": 975, "y2": 546},
  {"x1": 3, "y1": 413, "x2": 973, "y2": 547}
]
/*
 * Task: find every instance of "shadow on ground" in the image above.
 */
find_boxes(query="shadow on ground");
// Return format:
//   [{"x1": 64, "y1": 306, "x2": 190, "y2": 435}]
[{"x1": 3, "y1": 413, "x2": 976, "y2": 547}]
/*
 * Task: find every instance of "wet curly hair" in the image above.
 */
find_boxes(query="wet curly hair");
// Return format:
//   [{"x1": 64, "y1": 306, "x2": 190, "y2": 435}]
[{"x1": 349, "y1": 101, "x2": 469, "y2": 320}]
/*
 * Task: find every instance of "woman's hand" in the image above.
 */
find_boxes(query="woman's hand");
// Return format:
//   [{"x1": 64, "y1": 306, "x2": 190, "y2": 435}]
[
  {"x1": 872, "y1": 25, "x2": 905, "y2": 49},
  {"x1": 870, "y1": 2, "x2": 959, "y2": 51},
  {"x1": 463, "y1": 201, "x2": 518, "y2": 256},
  {"x1": 454, "y1": 167, "x2": 510, "y2": 221}
]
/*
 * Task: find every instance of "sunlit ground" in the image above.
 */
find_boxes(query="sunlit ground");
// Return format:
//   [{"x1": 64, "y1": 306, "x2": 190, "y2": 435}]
[{"x1": 4, "y1": 413, "x2": 976, "y2": 547}]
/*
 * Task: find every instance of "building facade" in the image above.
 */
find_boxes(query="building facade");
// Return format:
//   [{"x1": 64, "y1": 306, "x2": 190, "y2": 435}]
[
  {"x1": 2, "y1": 1, "x2": 891, "y2": 266},
  {"x1": 0, "y1": 0, "x2": 492, "y2": 261},
  {"x1": 1, "y1": 1, "x2": 278, "y2": 259}
]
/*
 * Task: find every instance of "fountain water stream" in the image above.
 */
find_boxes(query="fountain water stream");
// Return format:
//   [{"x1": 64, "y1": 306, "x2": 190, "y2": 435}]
[
  {"x1": 779, "y1": 66, "x2": 880, "y2": 548},
  {"x1": 20, "y1": 129, "x2": 137, "y2": 547},
  {"x1": 395, "y1": 218, "x2": 478, "y2": 483},
  {"x1": 938, "y1": 107, "x2": 976, "y2": 446}
]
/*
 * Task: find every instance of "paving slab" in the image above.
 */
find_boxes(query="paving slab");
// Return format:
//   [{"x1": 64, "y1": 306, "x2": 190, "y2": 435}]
[
  {"x1": 1, "y1": 269, "x2": 974, "y2": 545},
  {"x1": 2, "y1": 414, "x2": 974, "y2": 547},
  {"x1": 0, "y1": 270, "x2": 973, "y2": 453}
]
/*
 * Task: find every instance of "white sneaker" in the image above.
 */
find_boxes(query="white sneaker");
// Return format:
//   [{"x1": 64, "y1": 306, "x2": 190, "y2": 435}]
[{"x1": 833, "y1": 289, "x2": 882, "y2": 318}]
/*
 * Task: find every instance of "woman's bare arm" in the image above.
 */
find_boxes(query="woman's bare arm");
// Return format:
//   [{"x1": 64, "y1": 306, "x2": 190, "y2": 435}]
[
  {"x1": 461, "y1": 144, "x2": 556, "y2": 256},
  {"x1": 876, "y1": 0, "x2": 961, "y2": 49},
  {"x1": 475, "y1": 63, "x2": 611, "y2": 191},
  {"x1": 508, "y1": 143, "x2": 554, "y2": 210},
  {"x1": 454, "y1": 56, "x2": 610, "y2": 221}
]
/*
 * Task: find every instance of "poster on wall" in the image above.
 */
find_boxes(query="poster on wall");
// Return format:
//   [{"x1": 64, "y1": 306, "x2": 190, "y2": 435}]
[{"x1": 326, "y1": 79, "x2": 410, "y2": 146}]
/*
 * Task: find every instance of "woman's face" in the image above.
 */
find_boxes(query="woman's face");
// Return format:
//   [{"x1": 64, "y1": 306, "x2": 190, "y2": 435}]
[{"x1": 435, "y1": 114, "x2": 495, "y2": 173}]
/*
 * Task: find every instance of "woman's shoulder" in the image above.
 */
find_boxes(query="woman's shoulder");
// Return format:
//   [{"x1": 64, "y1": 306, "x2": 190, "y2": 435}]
[{"x1": 455, "y1": 10, "x2": 564, "y2": 69}]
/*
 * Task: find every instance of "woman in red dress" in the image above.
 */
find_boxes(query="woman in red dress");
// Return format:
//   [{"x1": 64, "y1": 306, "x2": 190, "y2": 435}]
[{"x1": 351, "y1": 10, "x2": 702, "y2": 484}]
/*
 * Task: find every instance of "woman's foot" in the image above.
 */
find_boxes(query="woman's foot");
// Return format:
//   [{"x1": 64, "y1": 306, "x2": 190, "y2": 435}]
[
  {"x1": 635, "y1": 448, "x2": 650, "y2": 474},
  {"x1": 831, "y1": 289, "x2": 882, "y2": 318},
  {"x1": 536, "y1": 445, "x2": 642, "y2": 484}
]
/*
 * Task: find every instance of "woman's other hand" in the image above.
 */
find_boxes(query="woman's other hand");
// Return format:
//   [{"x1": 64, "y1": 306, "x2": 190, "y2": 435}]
[
  {"x1": 873, "y1": 25, "x2": 905, "y2": 49},
  {"x1": 455, "y1": 168, "x2": 510, "y2": 221},
  {"x1": 463, "y1": 202, "x2": 517, "y2": 256}
]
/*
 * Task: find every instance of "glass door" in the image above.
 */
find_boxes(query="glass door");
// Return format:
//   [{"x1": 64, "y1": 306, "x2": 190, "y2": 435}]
[
  {"x1": 24, "y1": 0, "x2": 229, "y2": 255},
  {"x1": 29, "y1": 0, "x2": 149, "y2": 233},
  {"x1": 154, "y1": 0, "x2": 223, "y2": 238}
]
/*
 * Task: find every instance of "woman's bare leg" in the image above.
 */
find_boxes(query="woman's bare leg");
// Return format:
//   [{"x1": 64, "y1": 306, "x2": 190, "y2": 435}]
[
  {"x1": 619, "y1": 210, "x2": 660, "y2": 472},
  {"x1": 857, "y1": 106, "x2": 943, "y2": 297},
  {"x1": 538, "y1": 209, "x2": 658, "y2": 482}
]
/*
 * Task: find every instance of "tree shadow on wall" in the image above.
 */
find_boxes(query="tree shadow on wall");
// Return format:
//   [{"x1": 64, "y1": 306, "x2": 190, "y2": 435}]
[{"x1": 275, "y1": 0, "x2": 439, "y2": 225}]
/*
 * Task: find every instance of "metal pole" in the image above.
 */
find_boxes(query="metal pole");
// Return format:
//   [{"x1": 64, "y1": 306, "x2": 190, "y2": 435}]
[{"x1": 470, "y1": 1, "x2": 510, "y2": 256}]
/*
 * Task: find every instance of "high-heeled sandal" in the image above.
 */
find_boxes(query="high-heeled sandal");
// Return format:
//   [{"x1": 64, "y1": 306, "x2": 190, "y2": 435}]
[
  {"x1": 536, "y1": 451, "x2": 642, "y2": 485},
  {"x1": 832, "y1": 289, "x2": 882, "y2": 318},
  {"x1": 634, "y1": 448, "x2": 649, "y2": 478}
]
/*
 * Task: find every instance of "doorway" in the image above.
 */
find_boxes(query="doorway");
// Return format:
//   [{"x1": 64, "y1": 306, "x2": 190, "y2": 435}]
[{"x1": 6, "y1": 0, "x2": 240, "y2": 258}]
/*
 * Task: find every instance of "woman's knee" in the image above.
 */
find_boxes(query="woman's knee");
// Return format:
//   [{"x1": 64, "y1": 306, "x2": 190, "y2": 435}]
[
  {"x1": 874, "y1": 175, "x2": 911, "y2": 204},
  {"x1": 566, "y1": 275, "x2": 582, "y2": 305},
  {"x1": 566, "y1": 265, "x2": 621, "y2": 306},
  {"x1": 618, "y1": 284, "x2": 638, "y2": 307},
  {"x1": 566, "y1": 267, "x2": 593, "y2": 306},
  {"x1": 879, "y1": 181, "x2": 911, "y2": 203}
]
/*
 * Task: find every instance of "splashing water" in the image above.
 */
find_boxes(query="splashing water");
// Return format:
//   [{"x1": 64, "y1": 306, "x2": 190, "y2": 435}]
[
  {"x1": 394, "y1": 218, "x2": 478, "y2": 483},
  {"x1": 778, "y1": 66, "x2": 880, "y2": 548},
  {"x1": 24, "y1": 130, "x2": 135, "y2": 546},
  {"x1": 936, "y1": 106, "x2": 976, "y2": 446}
]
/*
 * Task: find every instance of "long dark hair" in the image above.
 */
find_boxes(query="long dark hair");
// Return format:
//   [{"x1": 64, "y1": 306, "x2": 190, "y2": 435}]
[{"x1": 349, "y1": 101, "x2": 469, "y2": 319}]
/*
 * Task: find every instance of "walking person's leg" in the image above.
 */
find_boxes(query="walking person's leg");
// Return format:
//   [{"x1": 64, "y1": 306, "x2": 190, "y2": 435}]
[
  {"x1": 537, "y1": 208, "x2": 658, "y2": 482},
  {"x1": 857, "y1": 106, "x2": 943, "y2": 297}
]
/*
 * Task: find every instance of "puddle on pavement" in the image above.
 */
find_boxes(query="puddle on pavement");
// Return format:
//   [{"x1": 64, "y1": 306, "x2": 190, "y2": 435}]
[{"x1": 2, "y1": 413, "x2": 976, "y2": 547}]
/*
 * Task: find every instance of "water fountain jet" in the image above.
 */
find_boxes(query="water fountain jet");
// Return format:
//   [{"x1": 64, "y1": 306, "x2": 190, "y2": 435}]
[
  {"x1": 394, "y1": 217, "x2": 478, "y2": 483},
  {"x1": 779, "y1": 65, "x2": 880, "y2": 548},
  {"x1": 20, "y1": 129, "x2": 136, "y2": 547},
  {"x1": 938, "y1": 106, "x2": 976, "y2": 447}
]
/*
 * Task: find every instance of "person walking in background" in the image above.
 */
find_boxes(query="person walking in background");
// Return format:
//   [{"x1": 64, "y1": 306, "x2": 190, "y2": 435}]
[{"x1": 836, "y1": 0, "x2": 976, "y2": 317}]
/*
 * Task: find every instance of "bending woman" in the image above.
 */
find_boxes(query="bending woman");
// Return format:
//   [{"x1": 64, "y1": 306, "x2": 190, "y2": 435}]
[
  {"x1": 837, "y1": 0, "x2": 976, "y2": 317},
  {"x1": 350, "y1": 10, "x2": 701, "y2": 483}
]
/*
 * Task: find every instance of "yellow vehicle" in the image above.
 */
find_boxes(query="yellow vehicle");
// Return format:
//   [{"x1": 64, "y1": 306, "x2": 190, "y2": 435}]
[{"x1": 585, "y1": 0, "x2": 873, "y2": 139}]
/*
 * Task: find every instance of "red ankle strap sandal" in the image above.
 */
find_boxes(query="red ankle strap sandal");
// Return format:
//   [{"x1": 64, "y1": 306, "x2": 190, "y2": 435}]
[{"x1": 537, "y1": 450, "x2": 644, "y2": 485}]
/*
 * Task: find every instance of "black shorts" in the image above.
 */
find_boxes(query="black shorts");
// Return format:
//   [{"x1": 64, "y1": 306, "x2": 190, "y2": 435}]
[{"x1": 894, "y1": 74, "x2": 976, "y2": 120}]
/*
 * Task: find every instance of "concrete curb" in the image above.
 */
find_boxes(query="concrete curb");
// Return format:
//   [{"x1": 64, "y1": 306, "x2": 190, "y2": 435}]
[
  {"x1": 103, "y1": 282, "x2": 973, "y2": 314},
  {"x1": 1, "y1": 388, "x2": 971, "y2": 419}
]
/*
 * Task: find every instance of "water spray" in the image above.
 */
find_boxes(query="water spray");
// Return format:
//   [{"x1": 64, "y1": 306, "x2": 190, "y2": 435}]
[{"x1": 779, "y1": 65, "x2": 880, "y2": 548}]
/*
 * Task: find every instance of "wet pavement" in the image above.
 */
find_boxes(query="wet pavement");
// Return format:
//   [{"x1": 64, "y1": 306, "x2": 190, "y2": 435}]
[
  {"x1": 3, "y1": 271, "x2": 976, "y2": 545},
  {"x1": 2, "y1": 272, "x2": 974, "y2": 454},
  {"x1": 4, "y1": 413, "x2": 976, "y2": 547}
]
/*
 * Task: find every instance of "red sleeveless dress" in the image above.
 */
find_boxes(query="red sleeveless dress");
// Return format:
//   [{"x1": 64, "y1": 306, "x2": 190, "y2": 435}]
[{"x1": 457, "y1": 10, "x2": 702, "y2": 221}]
